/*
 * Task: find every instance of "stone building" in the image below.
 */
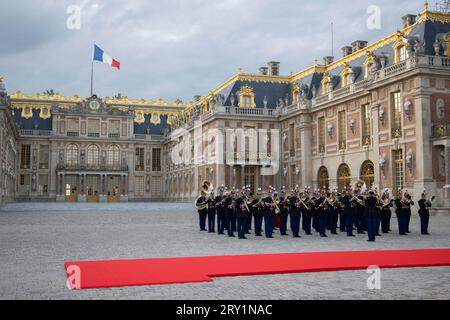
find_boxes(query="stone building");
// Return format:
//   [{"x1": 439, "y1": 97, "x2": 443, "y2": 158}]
[{"x1": 1, "y1": 4, "x2": 450, "y2": 213}]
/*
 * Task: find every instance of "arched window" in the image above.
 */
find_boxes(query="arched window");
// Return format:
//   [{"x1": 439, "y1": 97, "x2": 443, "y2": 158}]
[
  {"x1": 87, "y1": 145, "x2": 100, "y2": 168},
  {"x1": 317, "y1": 166, "x2": 330, "y2": 190},
  {"x1": 360, "y1": 161, "x2": 375, "y2": 188},
  {"x1": 66, "y1": 144, "x2": 78, "y2": 167},
  {"x1": 108, "y1": 145, "x2": 120, "y2": 168},
  {"x1": 337, "y1": 164, "x2": 352, "y2": 192},
  {"x1": 321, "y1": 72, "x2": 331, "y2": 95}
]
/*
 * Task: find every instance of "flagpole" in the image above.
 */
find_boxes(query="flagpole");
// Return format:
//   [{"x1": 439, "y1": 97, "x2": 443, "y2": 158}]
[{"x1": 90, "y1": 61, "x2": 94, "y2": 97}]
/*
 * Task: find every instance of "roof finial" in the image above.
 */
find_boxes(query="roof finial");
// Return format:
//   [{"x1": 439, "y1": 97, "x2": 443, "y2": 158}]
[{"x1": 424, "y1": 1, "x2": 429, "y2": 11}]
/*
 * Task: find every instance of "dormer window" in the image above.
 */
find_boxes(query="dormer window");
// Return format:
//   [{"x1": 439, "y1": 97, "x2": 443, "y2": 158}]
[
  {"x1": 364, "y1": 51, "x2": 375, "y2": 79},
  {"x1": 341, "y1": 63, "x2": 353, "y2": 87},
  {"x1": 394, "y1": 32, "x2": 409, "y2": 63},
  {"x1": 321, "y1": 72, "x2": 331, "y2": 95},
  {"x1": 238, "y1": 85, "x2": 256, "y2": 108}
]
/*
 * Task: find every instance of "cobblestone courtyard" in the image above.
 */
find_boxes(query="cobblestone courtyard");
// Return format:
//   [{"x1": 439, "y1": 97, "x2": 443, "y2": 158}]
[{"x1": 0, "y1": 202, "x2": 449, "y2": 300}]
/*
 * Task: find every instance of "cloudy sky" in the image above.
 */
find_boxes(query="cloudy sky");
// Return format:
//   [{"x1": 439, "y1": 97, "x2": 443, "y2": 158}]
[{"x1": 0, "y1": 0, "x2": 428, "y2": 102}]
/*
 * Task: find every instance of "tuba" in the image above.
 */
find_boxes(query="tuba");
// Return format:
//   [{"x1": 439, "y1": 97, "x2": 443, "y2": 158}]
[{"x1": 195, "y1": 181, "x2": 214, "y2": 210}]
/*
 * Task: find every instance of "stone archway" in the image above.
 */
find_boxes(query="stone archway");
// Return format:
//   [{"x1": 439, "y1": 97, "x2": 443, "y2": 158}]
[
  {"x1": 337, "y1": 164, "x2": 351, "y2": 192},
  {"x1": 360, "y1": 160, "x2": 375, "y2": 189},
  {"x1": 317, "y1": 166, "x2": 330, "y2": 190}
]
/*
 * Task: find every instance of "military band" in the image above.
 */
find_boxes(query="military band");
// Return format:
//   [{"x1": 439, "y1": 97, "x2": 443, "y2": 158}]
[{"x1": 195, "y1": 180, "x2": 435, "y2": 242}]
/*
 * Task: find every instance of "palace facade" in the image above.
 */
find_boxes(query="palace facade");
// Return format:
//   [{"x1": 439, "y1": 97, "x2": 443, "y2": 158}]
[{"x1": 0, "y1": 5, "x2": 450, "y2": 213}]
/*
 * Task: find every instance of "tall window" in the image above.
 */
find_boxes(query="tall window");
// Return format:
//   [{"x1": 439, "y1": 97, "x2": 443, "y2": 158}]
[
  {"x1": 108, "y1": 120, "x2": 121, "y2": 138},
  {"x1": 152, "y1": 148, "x2": 161, "y2": 172},
  {"x1": 67, "y1": 118, "x2": 79, "y2": 136},
  {"x1": 39, "y1": 145, "x2": 49, "y2": 169},
  {"x1": 88, "y1": 119, "x2": 100, "y2": 137},
  {"x1": 392, "y1": 91, "x2": 402, "y2": 138},
  {"x1": 289, "y1": 124, "x2": 295, "y2": 157},
  {"x1": 87, "y1": 144, "x2": 100, "y2": 168},
  {"x1": 135, "y1": 148, "x2": 145, "y2": 171},
  {"x1": 20, "y1": 144, "x2": 31, "y2": 169},
  {"x1": 151, "y1": 176, "x2": 162, "y2": 196},
  {"x1": 318, "y1": 117, "x2": 325, "y2": 154},
  {"x1": 394, "y1": 150, "x2": 404, "y2": 190},
  {"x1": 398, "y1": 45, "x2": 408, "y2": 62},
  {"x1": 66, "y1": 144, "x2": 79, "y2": 167},
  {"x1": 338, "y1": 111, "x2": 346, "y2": 150},
  {"x1": 135, "y1": 176, "x2": 145, "y2": 197},
  {"x1": 108, "y1": 145, "x2": 120, "y2": 168},
  {"x1": 361, "y1": 104, "x2": 371, "y2": 146}
]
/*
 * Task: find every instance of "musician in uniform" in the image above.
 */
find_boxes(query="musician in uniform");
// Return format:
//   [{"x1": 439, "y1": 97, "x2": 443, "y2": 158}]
[
  {"x1": 244, "y1": 186, "x2": 253, "y2": 234},
  {"x1": 316, "y1": 190, "x2": 328, "y2": 237},
  {"x1": 215, "y1": 187, "x2": 226, "y2": 235},
  {"x1": 330, "y1": 191, "x2": 340, "y2": 235},
  {"x1": 380, "y1": 190, "x2": 393, "y2": 234},
  {"x1": 289, "y1": 189, "x2": 301, "y2": 238},
  {"x1": 404, "y1": 191, "x2": 414, "y2": 234},
  {"x1": 207, "y1": 190, "x2": 216, "y2": 233},
  {"x1": 263, "y1": 187, "x2": 277, "y2": 238},
  {"x1": 195, "y1": 190, "x2": 208, "y2": 231},
  {"x1": 279, "y1": 187, "x2": 290, "y2": 236},
  {"x1": 341, "y1": 188, "x2": 356, "y2": 237},
  {"x1": 302, "y1": 188, "x2": 313, "y2": 235},
  {"x1": 395, "y1": 189, "x2": 407, "y2": 235},
  {"x1": 418, "y1": 191, "x2": 434, "y2": 235},
  {"x1": 365, "y1": 190, "x2": 379, "y2": 242},
  {"x1": 252, "y1": 189, "x2": 265, "y2": 236},
  {"x1": 355, "y1": 189, "x2": 366, "y2": 235},
  {"x1": 226, "y1": 189, "x2": 237, "y2": 237},
  {"x1": 312, "y1": 189, "x2": 320, "y2": 233},
  {"x1": 235, "y1": 189, "x2": 250, "y2": 239},
  {"x1": 339, "y1": 190, "x2": 347, "y2": 232}
]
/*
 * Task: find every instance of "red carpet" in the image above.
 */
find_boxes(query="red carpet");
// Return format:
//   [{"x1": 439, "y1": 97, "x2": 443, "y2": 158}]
[{"x1": 65, "y1": 249, "x2": 450, "y2": 289}]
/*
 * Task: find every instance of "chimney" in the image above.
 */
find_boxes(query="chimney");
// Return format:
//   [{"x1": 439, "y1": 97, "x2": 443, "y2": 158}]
[
  {"x1": 323, "y1": 56, "x2": 334, "y2": 65},
  {"x1": 259, "y1": 67, "x2": 269, "y2": 75},
  {"x1": 351, "y1": 40, "x2": 368, "y2": 52},
  {"x1": 268, "y1": 61, "x2": 280, "y2": 76},
  {"x1": 342, "y1": 46, "x2": 353, "y2": 57},
  {"x1": 402, "y1": 14, "x2": 417, "y2": 28}
]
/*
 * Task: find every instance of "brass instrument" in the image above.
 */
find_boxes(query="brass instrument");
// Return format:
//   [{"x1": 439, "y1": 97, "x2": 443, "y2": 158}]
[{"x1": 195, "y1": 181, "x2": 214, "y2": 210}]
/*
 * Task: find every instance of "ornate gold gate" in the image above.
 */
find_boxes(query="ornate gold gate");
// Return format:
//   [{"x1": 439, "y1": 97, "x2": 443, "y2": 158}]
[
  {"x1": 360, "y1": 161, "x2": 375, "y2": 189},
  {"x1": 337, "y1": 164, "x2": 351, "y2": 192}
]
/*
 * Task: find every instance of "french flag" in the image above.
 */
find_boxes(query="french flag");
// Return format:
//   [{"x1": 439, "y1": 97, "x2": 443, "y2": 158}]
[{"x1": 93, "y1": 44, "x2": 121, "y2": 70}]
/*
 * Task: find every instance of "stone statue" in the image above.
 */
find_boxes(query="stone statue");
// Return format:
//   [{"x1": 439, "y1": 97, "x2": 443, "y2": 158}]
[{"x1": 414, "y1": 40, "x2": 426, "y2": 56}]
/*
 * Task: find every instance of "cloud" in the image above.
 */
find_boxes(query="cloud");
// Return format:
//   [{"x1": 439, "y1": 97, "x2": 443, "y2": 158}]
[{"x1": 0, "y1": 0, "x2": 427, "y2": 102}]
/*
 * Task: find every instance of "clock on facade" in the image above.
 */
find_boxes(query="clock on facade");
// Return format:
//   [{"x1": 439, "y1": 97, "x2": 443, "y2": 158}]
[{"x1": 89, "y1": 100, "x2": 101, "y2": 111}]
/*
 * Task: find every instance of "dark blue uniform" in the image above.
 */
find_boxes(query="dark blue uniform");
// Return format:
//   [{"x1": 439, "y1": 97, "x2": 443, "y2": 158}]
[
  {"x1": 263, "y1": 197, "x2": 276, "y2": 238},
  {"x1": 380, "y1": 197, "x2": 393, "y2": 234},
  {"x1": 289, "y1": 195, "x2": 301, "y2": 237},
  {"x1": 215, "y1": 195, "x2": 226, "y2": 235},
  {"x1": 418, "y1": 198, "x2": 431, "y2": 235},
  {"x1": 207, "y1": 196, "x2": 216, "y2": 233},
  {"x1": 196, "y1": 196, "x2": 208, "y2": 231},
  {"x1": 395, "y1": 198, "x2": 407, "y2": 235},
  {"x1": 279, "y1": 196, "x2": 290, "y2": 236},
  {"x1": 225, "y1": 196, "x2": 236, "y2": 237},
  {"x1": 235, "y1": 197, "x2": 249, "y2": 239},
  {"x1": 341, "y1": 194, "x2": 356, "y2": 236},
  {"x1": 316, "y1": 196, "x2": 328, "y2": 237},
  {"x1": 301, "y1": 196, "x2": 313, "y2": 235},
  {"x1": 365, "y1": 194, "x2": 379, "y2": 242},
  {"x1": 252, "y1": 197, "x2": 264, "y2": 236}
]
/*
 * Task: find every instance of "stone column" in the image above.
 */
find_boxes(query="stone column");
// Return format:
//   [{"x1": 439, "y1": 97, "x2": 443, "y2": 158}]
[
  {"x1": 371, "y1": 103, "x2": 381, "y2": 191},
  {"x1": 444, "y1": 146, "x2": 450, "y2": 208},
  {"x1": 413, "y1": 93, "x2": 436, "y2": 200},
  {"x1": 299, "y1": 113, "x2": 313, "y2": 189}
]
